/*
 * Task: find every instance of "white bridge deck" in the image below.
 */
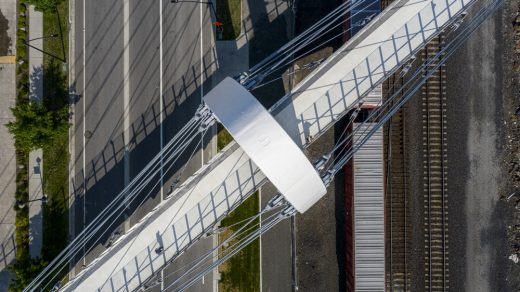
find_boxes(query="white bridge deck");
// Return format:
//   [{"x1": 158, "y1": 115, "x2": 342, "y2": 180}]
[{"x1": 62, "y1": 0, "x2": 473, "y2": 290}]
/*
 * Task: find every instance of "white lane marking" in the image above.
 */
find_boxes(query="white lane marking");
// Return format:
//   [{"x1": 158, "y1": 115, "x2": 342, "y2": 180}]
[
  {"x1": 259, "y1": 189, "x2": 263, "y2": 292},
  {"x1": 200, "y1": 1, "x2": 204, "y2": 167},
  {"x1": 123, "y1": 0, "x2": 130, "y2": 217},
  {"x1": 160, "y1": 0, "x2": 164, "y2": 286},
  {"x1": 68, "y1": 0, "x2": 76, "y2": 278},
  {"x1": 82, "y1": 0, "x2": 86, "y2": 267},
  {"x1": 160, "y1": 0, "x2": 164, "y2": 201}
]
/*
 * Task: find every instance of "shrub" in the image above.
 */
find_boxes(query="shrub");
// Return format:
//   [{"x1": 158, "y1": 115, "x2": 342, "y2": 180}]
[
  {"x1": 18, "y1": 3, "x2": 27, "y2": 14},
  {"x1": 18, "y1": 61, "x2": 28, "y2": 72},
  {"x1": 16, "y1": 37, "x2": 25, "y2": 50},
  {"x1": 8, "y1": 257, "x2": 46, "y2": 292},
  {"x1": 6, "y1": 102, "x2": 69, "y2": 152},
  {"x1": 18, "y1": 17, "x2": 26, "y2": 28},
  {"x1": 16, "y1": 78, "x2": 29, "y2": 97}
]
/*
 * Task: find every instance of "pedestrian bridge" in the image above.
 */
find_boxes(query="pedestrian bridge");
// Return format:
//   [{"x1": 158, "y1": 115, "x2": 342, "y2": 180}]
[{"x1": 60, "y1": 0, "x2": 474, "y2": 290}]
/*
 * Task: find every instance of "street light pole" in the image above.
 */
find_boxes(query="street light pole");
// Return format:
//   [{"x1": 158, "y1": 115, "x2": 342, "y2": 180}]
[
  {"x1": 24, "y1": 39, "x2": 66, "y2": 63},
  {"x1": 27, "y1": 33, "x2": 59, "y2": 42},
  {"x1": 17, "y1": 195, "x2": 48, "y2": 209}
]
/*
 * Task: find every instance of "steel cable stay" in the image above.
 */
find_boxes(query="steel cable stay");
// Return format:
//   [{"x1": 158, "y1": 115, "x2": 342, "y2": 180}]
[
  {"x1": 317, "y1": 37, "x2": 427, "y2": 159},
  {"x1": 248, "y1": 2, "x2": 372, "y2": 83},
  {"x1": 26, "y1": 106, "x2": 213, "y2": 291},
  {"x1": 322, "y1": 71, "x2": 414, "y2": 172},
  {"x1": 39, "y1": 122, "x2": 212, "y2": 292},
  {"x1": 250, "y1": 3, "x2": 383, "y2": 91},
  {"x1": 246, "y1": 1, "x2": 352, "y2": 77},
  {"x1": 137, "y1": 193, "x2": 288, "y2": 290},
  {"x1": 249, "y1": 3, "x2": 382, "y2": 90},
  {"x1": 243, "y1": 0, "x2": 373, "y2": 87},
  {"x1": 327, "y1": 5, "x2": 471, "y2": 164},
  {"x1": 29, "y1": 0, "x2": 503, "y2": 289},
  {"x1": 166, "y1": 6, "x2": 504, "y2": 291},
  {"x1": 140, "y1": 196, "x2": 285, "y2": 291},
  {"x1": 149, "y1": 2, "x2": 502, "y2": 291},
  {"x1": 31, "y1": 2, "x2": 389, "y2": 287},
  {"x1": 140, "y1": 203, "x2": 288, "y2": 291},
  {"x1": 175, "y1": 7, "x2": 503, "y2": 291},
  {"x1": 314, "y1": 0, "x2": 490, "y2": 176},
  {"x1": 166, "y1": 206, "x2": 295, "y2": 292},
  {"x1": 38, "y1": 123, "x2": 206, "y2": 291},
  {"x1": 264, "y1": 0, "x2": 479, "y2": 119},
  {"x1": 174, "y1": 207, "x2": 295, "y2": 292},
  {"x1": 326, "y1": 0, "x2": 504, "y2": 177}
]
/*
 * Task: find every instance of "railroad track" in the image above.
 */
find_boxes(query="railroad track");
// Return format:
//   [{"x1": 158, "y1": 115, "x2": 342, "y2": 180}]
[
  {"x1": 380, "y1": 1, "x2": 412, "y2": 291},
  {"x1": 422, "y1": 35, "x2": 449, "y2": 292},
  {"x1": 384, "y1": 71, "x2": 411, "y2": 292}
]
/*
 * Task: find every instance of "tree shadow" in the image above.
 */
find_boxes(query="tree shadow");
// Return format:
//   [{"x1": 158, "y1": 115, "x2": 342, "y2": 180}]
[
  {"x1": 0, "y1": 9, "x2": 11, "y2": 55},
  {"x1": 42, "y1": 60, "x2": 68, "y2": 110}
]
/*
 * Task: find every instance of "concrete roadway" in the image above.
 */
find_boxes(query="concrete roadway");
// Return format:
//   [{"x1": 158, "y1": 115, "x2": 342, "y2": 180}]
[{"x1": 70, "y1": 0, "x2": 215, "y2": 290}]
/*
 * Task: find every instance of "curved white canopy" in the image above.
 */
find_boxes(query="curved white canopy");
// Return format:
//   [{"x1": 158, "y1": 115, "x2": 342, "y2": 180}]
[{"x1": 203, "y1": 77, "x2": 326, "y2": 213}]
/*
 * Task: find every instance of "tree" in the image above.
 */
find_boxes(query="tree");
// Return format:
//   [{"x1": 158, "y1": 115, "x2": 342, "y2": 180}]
[
  {"x1": 8, "y1": 257, "x2": 47, "y2": 292},
  {"x1": 6, "y1": 102, "x2": 69, "y2": 152}
]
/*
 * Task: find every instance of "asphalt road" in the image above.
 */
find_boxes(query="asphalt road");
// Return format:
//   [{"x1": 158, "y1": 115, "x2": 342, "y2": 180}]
[{"x1": 70, "y1": 0, "x2": 215, "y2": 290}]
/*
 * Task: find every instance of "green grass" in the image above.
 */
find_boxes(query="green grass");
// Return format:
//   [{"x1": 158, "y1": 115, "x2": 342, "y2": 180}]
[
  {"x1": 216, "y1": 121, "x2": 259, "y2": 291},
  {"x1": 217, "y1": 123, "x2": 234, "y2": 151},
  {"x1": 216, "y1": 0, "x2": 242, "y2": 40},
  {"x1": 41, "y1": 0, "x2": 70, "y2": 263},
  {"x1": 42, "y1": 132, "x2": 69, "y2": 261},
  {"x1": 42, "y1": 2, "x2": 68, "y2": 65},
  {"x1": 219, "y1": 193, "x2": 260, "y2": 292}
]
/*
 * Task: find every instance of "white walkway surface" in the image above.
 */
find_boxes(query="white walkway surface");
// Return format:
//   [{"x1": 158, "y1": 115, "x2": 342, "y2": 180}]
[{"x1": 62, "y1": 0, "x2": 475, "y2": 290}]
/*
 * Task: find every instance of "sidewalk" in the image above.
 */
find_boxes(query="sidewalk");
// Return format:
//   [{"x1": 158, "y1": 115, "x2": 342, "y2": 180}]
[
  {"x1": 0, "y1": 0, "x2": 18, "y2": 289},
  {"x1": 28, "y1": 5, "x2": 43, "y2": 259}
]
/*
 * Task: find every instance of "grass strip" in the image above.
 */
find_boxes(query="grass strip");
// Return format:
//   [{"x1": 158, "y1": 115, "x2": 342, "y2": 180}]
[
  {"x1": 216, "y1": 122, "x2": 260, "y2": 291},
  {"x1": 41, "y1": 0, "x2": 70, "y2": 271},
  {"x1": 215, "y1": 0, "x2": 242, "y2": 40},
  {"x1": 218, "y1": 193, "x2": 260, "y2": 292},
  {"x1": 42, "y1": 1, "x2": 67, "y2": 65}
]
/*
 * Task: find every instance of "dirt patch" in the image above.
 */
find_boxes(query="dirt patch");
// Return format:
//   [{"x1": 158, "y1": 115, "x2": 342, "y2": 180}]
[{"x1": 499, "y1": 1, "x2": 520, "y2": 289}]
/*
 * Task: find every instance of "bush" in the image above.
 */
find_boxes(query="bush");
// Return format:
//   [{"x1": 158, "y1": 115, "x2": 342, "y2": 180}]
[
  {"x1": 18, "y1": 61, "x2": 28, "y2": 73},
  {"x1": 6, "y1": 102, "x2": 69, "y2": 152},
  {"x1": 16, "y1": 38, "x2": 25, "y2": 51},
  {"x1": 16, "y1": 78, "x2": 29, "y2": 98},
  {"x1": 18, "y1": 3, "x2": 27, "y2": 14},
  {"x1": 18, "y1": 17, "x2": 26, "y2": 28},
  {"x1": 8, "y1": 257, "x2": 46, "y2": 292}
]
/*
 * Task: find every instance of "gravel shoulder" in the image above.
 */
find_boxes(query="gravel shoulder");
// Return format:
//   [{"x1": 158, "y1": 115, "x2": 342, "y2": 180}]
[{"x1": 445, "y1": 1, "x2": 518, "y2": 291}]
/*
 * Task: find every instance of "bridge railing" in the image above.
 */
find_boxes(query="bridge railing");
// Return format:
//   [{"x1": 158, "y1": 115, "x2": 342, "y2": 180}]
[
  {"x1": 61, "y1": 0, "x2": 475, "y2": 289},
  {"x1": 294, "y1": 0, "x2": 471, "y2": 148}
]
